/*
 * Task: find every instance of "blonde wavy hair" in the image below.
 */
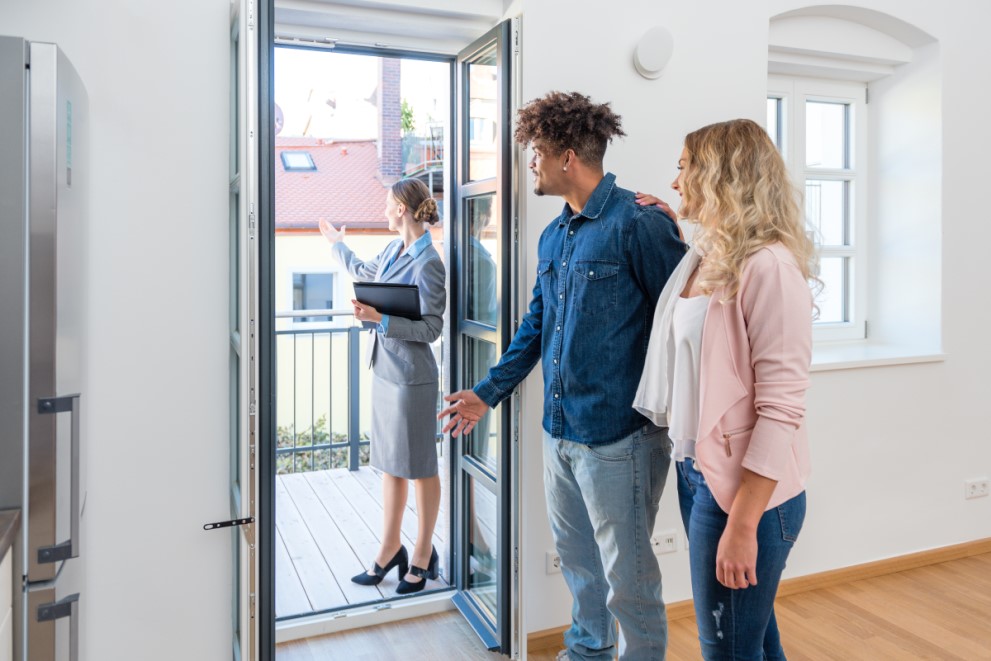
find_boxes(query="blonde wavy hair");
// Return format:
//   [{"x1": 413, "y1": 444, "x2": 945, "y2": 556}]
[{"x1": 679, "y1": 119, "x2": 820, "y2": 304}]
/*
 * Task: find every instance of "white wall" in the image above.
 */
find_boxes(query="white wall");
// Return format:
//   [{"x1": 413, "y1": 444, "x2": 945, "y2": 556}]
[
  {"x1": 517, "y1": 0, "x2": 991, "y2": 635},
  {"x1": 0, "y1": 1, "x2": 232, "y2": 659}
]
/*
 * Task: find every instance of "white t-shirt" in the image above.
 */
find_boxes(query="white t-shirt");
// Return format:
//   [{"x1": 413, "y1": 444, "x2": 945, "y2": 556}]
[{"x1": 668, "y1": 295, "x2": 709, "y2": 461}]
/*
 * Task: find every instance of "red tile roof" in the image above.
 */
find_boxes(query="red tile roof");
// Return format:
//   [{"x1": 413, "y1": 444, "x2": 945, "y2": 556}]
[{"x1": 276, "y1": 137, "x2": 389, "y2": 231}]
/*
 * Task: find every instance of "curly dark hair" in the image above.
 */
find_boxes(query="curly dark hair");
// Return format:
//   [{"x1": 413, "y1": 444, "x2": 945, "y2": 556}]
[{"x1": 514, "y1": 91, "x2": 626, "y2": 166}]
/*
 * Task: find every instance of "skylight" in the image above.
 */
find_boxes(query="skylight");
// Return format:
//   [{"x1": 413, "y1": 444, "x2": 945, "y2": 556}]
[{"x1": 281, "y1": 151, "x2": 316, "y2": 171}]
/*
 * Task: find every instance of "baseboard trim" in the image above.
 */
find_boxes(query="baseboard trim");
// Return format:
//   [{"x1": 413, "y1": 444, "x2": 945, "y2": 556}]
[{"x1": 526, "y1": 537, "x2": 991, "y2": 652}]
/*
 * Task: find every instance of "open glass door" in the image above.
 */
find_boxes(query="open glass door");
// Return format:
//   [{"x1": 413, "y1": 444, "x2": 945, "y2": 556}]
[
  {"x1": 450, "y1": 19, "x2": 520, "y2": 655},
  {"x1": 229, "y1": 0, "x2": 261, "y2": 658}
]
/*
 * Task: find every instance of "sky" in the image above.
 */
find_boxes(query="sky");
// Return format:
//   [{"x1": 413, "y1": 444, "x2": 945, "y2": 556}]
[{"x1": 274, "y1": 47, "x2": 450, "y2": 140}]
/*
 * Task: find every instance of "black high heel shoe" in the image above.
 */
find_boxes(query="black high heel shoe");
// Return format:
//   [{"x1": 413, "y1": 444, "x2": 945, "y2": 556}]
[
  {"x1": 396, "y1": 546, "x2": 439, "y2": 595},
  {"x1": 351, "y1": 545, "x2": 409, "y2": 586}
]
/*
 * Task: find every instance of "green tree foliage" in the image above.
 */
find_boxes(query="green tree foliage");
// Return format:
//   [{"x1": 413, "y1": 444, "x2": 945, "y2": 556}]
[{"x1": 401, "y1": 98, "x2": 415, "y2": 134}]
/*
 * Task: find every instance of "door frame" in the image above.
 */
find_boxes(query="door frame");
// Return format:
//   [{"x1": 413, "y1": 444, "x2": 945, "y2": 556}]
[
  {"x1": 448, "y1": 18, "x2": 522, "y2": 656},
  {"x1": 253, "y1": 3, "x2": 524, "y2": 658}
]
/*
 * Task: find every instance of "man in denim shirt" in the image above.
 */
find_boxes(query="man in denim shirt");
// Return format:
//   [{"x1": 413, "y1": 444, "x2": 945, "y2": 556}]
[{"x1": 440, "y1": 92, "x2": 685, "y2": 660}]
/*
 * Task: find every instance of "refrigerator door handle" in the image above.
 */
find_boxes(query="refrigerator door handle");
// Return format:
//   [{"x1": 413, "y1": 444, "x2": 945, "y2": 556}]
[
  {"x1": 37, "y1": 592, "x2": 81, "y2": 661},
  {"x1": 36, "y1": 393, "x2": 81, "y2": 563}
]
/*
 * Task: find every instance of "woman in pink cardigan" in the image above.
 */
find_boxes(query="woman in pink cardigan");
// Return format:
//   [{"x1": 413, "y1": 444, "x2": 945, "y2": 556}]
[{"x1": 634, "y1": 119, "x2": 818, "y2": 660}]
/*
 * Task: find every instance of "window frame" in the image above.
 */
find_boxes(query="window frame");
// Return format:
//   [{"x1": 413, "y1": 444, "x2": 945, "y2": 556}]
[{"x1": 768, "y1": 74, "x2": 868, "y2": 342}]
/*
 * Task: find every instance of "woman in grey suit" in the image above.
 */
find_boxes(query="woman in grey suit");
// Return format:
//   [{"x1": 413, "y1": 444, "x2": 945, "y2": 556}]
[{"x1": 319, "y1": 178, "x2": 446, "y2": 594}]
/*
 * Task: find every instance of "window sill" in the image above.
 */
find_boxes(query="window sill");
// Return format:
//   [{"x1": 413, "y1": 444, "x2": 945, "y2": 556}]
[{"x1": 811, "y1": 341, "x2": 945, "y2": 372}]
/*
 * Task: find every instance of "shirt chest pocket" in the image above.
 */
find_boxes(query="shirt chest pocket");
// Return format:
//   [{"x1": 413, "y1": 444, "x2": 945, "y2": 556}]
[{"x1": 571, "y1": 260, "x2": 621, "y2": 313}]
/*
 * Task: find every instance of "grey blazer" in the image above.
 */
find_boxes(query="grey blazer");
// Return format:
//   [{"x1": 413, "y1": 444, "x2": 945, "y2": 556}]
[{"x1": 332, "y1": 238, "x2": 446, "y2": 386}]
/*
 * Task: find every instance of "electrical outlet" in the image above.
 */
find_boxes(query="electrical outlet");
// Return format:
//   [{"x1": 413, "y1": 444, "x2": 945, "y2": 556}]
[
  {"x1": 546, "y1": 550, "x2": 562, "y2": 574},
  {"x1": 650, "y1": 529, "x2": 678, "y2": 555},
  {"x1": 964, "y1": 477, "x2": 989, "y2": 499}
]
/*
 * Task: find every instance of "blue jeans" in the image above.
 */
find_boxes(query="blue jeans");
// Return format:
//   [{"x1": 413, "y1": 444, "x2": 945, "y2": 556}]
[
  {"x1": 676, "y1": 459, "x2": 806, "y2": 661},
  {"x1": 544, "y1": 426, "x2": 672, "y2": 661}
]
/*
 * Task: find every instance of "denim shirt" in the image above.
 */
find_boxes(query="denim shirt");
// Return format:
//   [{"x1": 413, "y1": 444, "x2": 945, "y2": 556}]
[{"x1": 473, "y1": 173, "x2": 686, "y2": 445}]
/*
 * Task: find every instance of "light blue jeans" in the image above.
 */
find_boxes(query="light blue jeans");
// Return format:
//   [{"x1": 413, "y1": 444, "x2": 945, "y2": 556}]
[{"x1": 543, "y1": 425, "x2": 672, "y2": 660}]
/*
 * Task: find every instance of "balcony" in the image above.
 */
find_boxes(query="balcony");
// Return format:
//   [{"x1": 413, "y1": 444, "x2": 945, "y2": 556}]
[
  {"x1": 402, "y1": 131, "x2": 444, "y2": 197},
  {"x1": 275, "y1": 310, "x2": 450, "y2": 617}
]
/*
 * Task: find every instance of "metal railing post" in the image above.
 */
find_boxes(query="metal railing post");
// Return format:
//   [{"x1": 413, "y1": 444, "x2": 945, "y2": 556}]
[{"x1": 348, "y1": 325, "x2": 361, "y2": 471}]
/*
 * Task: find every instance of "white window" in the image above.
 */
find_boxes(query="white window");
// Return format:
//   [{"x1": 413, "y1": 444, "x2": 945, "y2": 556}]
[{"x1": 768, "y1": 76, "x2": 867, "y2": 342}]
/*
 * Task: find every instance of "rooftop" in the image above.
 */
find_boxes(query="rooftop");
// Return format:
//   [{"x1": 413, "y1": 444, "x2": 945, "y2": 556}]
[{"x1": 276, "y1": 137, "x2": 389, "y2": 232}]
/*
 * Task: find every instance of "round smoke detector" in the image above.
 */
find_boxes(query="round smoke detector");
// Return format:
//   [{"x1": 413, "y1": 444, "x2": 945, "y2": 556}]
[{"x1": 633, "y1": 26, "x2": 674, "y2": 80}]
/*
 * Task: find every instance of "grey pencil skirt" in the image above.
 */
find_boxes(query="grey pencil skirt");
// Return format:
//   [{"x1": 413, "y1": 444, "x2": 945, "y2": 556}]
[{"x1": 370, "y1": 374, "x2": 439, "y2": 479}]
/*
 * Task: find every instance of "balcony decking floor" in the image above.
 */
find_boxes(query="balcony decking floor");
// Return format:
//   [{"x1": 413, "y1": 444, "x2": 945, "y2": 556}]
[{"x1": 276, "y1": 465, "x2": 449, "y2": 618}]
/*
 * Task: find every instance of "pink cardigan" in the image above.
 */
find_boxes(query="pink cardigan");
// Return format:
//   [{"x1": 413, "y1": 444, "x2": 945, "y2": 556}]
[{"x1": 634, "y1": 243, "x2": 812, "y2": 513}]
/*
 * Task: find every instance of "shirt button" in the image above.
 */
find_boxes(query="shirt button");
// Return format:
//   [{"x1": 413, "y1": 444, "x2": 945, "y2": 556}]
[
  {"x1": 559, "y1": 293, "x2": 563, "y2": 299},
  {"x1": 553, "y1": 359, "x2": 558, "y2": 364},
  {"x1": 554, "y1": 393, "x2": 559, "y2": 399},
  {"x1": 589, "y1": 271, "x2": 595, "y2": 276},
  {"x1": 569, "y1": 230, "x2": 574, "y2": 235},
  {"x1": 562, "y1": 261, "x2": 567, "y2": 267},
  {"x1": 556, "y1": 326, "x2": 561, "y2": 331}
]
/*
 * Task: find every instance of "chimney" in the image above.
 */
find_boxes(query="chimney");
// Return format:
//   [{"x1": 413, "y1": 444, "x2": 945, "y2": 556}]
[{"x1": 378, "y1": 57, "x2": 403, "y2": 183}]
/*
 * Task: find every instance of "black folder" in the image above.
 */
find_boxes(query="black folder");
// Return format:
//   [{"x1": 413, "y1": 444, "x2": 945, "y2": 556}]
[{"x1": 353, "y1": 281, "x2": 422, "y2": 322}]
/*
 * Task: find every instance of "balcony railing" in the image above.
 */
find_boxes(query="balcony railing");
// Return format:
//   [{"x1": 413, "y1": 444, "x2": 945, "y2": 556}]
[
  {"x1": 275, "y1": 309, "x2": 444, "y2": 475},
  {"x1": 276, "y1": 309, "x2": 367, "y2": 473}
]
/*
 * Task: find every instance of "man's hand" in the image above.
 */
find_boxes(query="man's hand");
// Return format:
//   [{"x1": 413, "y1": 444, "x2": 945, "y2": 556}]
[
  {"x1": 318, "y1": 218, "x2": 345, "y2": 244},
  {"x1": 438, "y1": 390, "x2": 490, "y2": 437}
]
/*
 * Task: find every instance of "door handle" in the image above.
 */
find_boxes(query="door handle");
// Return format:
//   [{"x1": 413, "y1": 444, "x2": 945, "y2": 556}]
[
  {"x1": 36, "y1": 393, "x2": 81, "y2": 563},
  {"x1": 37, "y1": 592, "x2": 80, "y2": 661}
]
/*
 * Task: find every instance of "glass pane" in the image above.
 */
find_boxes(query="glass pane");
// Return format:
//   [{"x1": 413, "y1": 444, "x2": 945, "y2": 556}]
[
  {"x1": 815, "y1": 257, "x2": 847, "y2": 324},
  {"x1": 468, "y1": 475, "x2": 498, "y2": 618},
  {"x1": 468, "y1": 46, "x2": 498, "y2": 181},
  {"x1": 806, "y1": 101, "x2": 848, "y2": 169},
  {"x1": 230, "y1": 192, "x2": 240, "y2": 333},
  {"x1": 230, "y1": 30, "x2": 238, "y2": 176},
  {"x1": 231, "y1": 526, "x2": 239, "y2": 638},
  {"x1": 766, "y1": 97, "x2": 781, "y2": 149},
  {"x1": 464, "y1": 337, "x2": 499, "y2": 471},
  {"x1": 230, "y1": 345, "x2": 240, "y2": 491},
  {"x1": 805, "y1": 180, "x2": 848, "y2": 246},
  {"x1": 466, "y1": 195, "x2": 498, "y2": 325},
  {"x1": 292, "y1": 273, "x2": 334, "y2": 322}
]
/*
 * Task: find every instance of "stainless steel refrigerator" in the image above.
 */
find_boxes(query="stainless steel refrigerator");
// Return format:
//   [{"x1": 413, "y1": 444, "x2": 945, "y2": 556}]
[{"x1": 0, "y1": 36, "x2": 88, "y2": 661}]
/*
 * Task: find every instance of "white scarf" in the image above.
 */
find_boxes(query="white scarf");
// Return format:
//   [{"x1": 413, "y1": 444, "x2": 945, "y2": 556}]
[{"x1": 633, "y1": 248, "x2": 702, "y2": 426}]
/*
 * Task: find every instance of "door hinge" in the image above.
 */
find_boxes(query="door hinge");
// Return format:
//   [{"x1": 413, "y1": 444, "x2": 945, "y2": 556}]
[
  {"x1": 203, "y1": 517, "x2": 255, "y2": 531},
  {"x1": 865, "y1": 87, "x2": 870, "y2": 104},
  {"x1": 37, "y1": 593, "x2": 79, "y2": 622}
]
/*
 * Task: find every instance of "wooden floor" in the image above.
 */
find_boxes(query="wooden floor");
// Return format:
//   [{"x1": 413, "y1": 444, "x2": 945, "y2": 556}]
[
  {"x1": 276, "y1": 466, "x2": 449, "y2": 618},
  {"x1": 278, "y1": 552, "x2": 991, "y2": 660}
]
